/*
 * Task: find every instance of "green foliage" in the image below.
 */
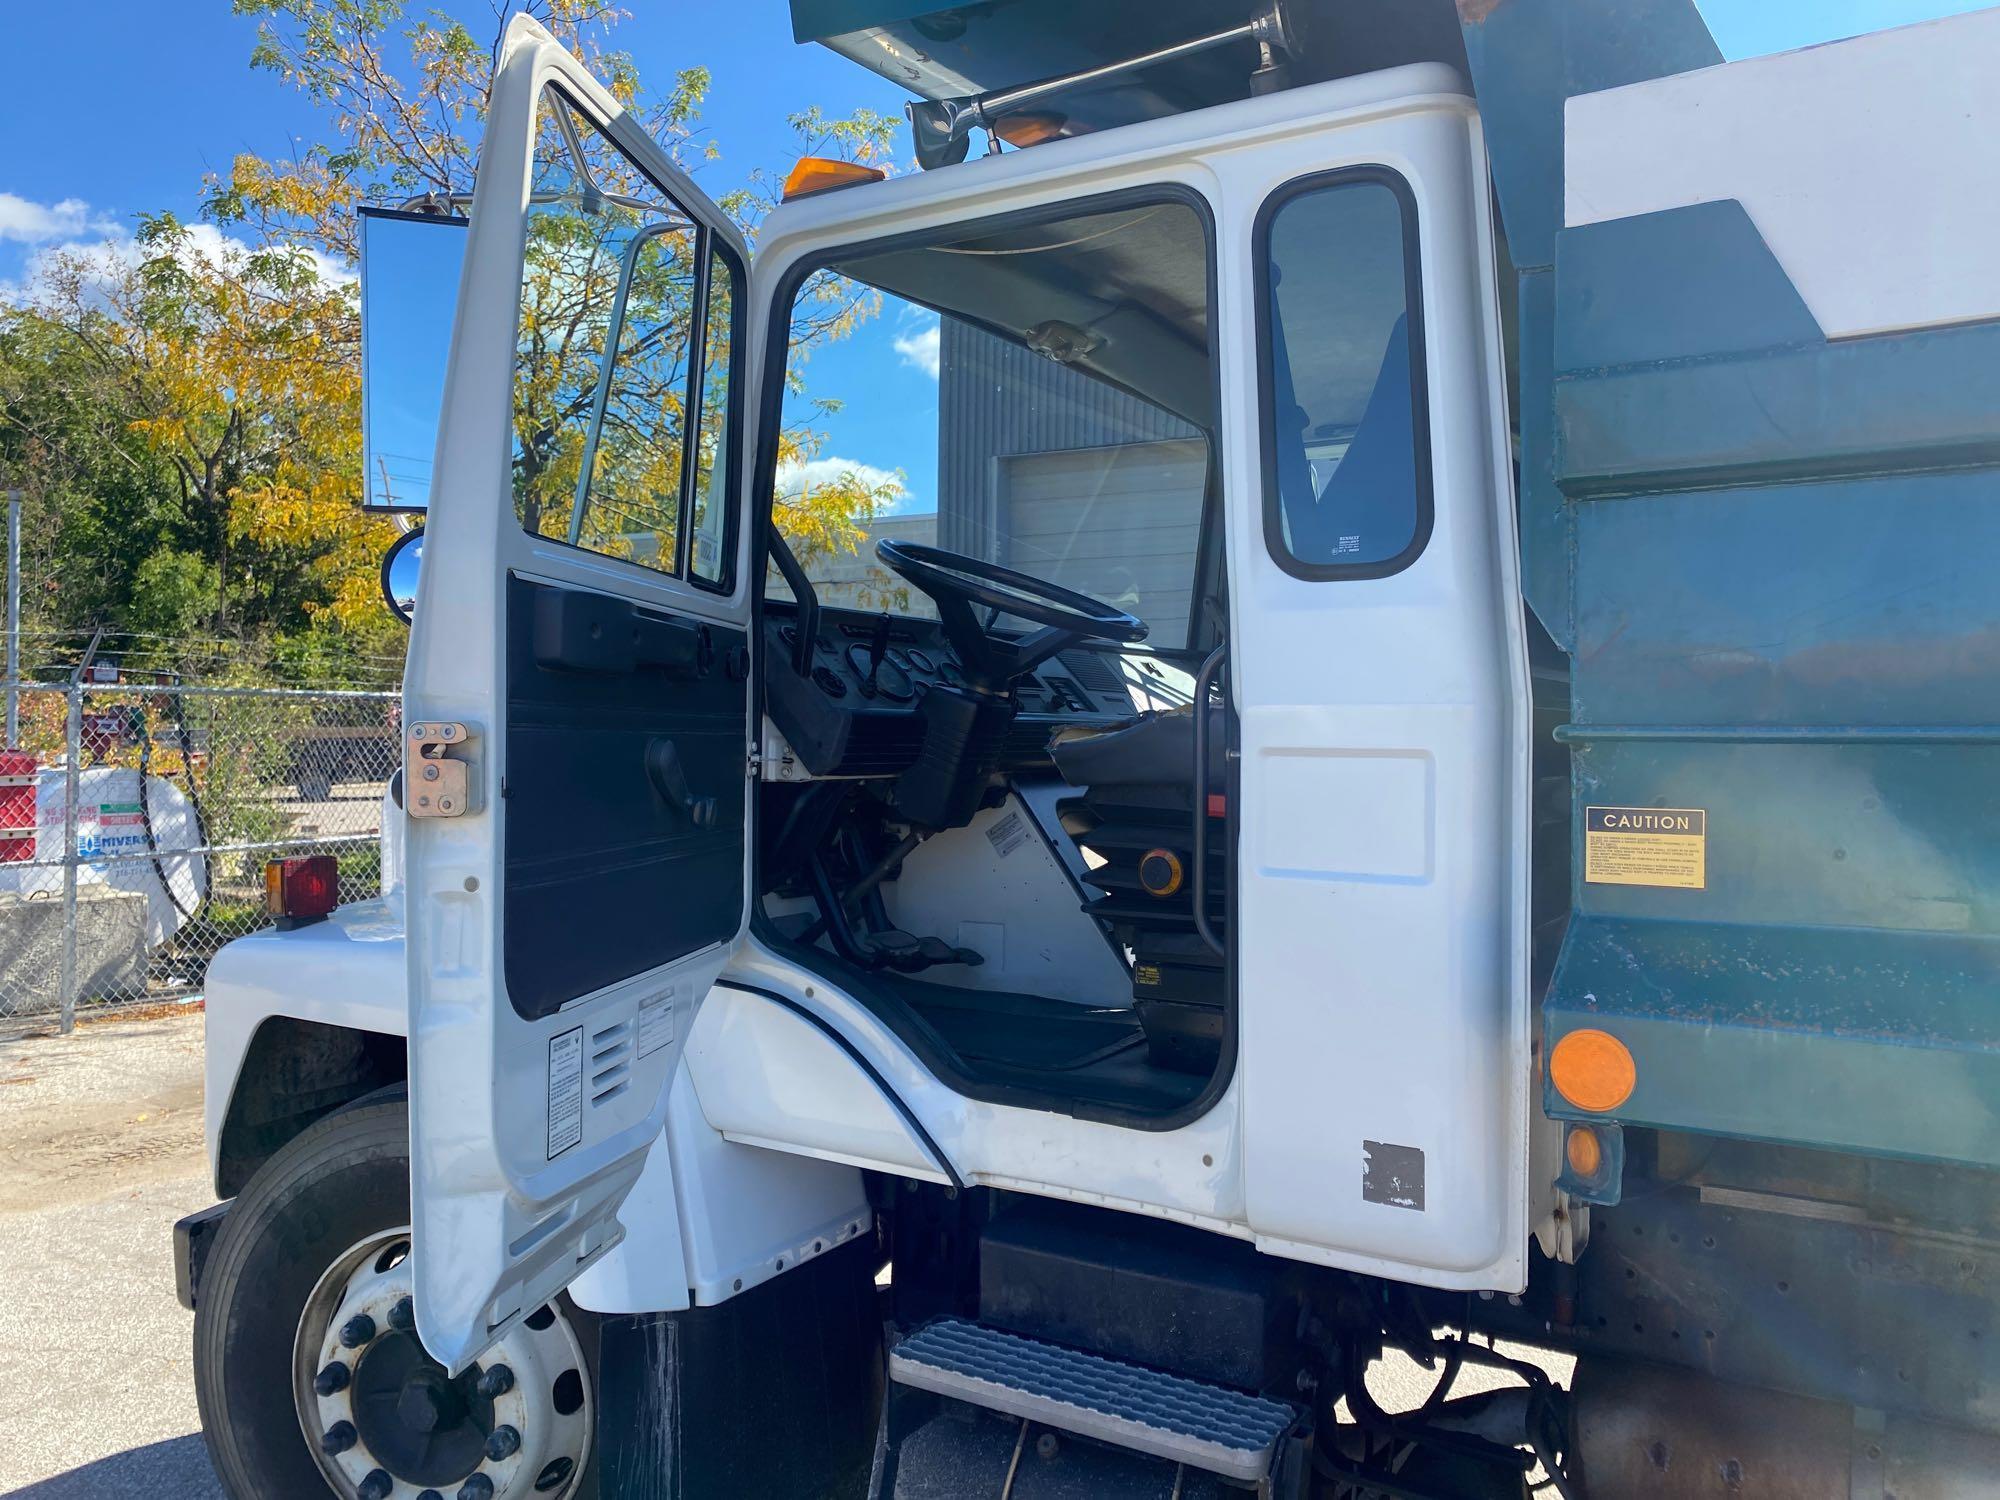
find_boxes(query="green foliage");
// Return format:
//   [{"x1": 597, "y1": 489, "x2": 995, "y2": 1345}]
[{"x1": 124, "y1": 550, "x2": 221, "y2": 642}]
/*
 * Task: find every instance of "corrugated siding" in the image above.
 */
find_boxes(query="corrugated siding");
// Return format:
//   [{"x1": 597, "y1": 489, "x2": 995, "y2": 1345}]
[{"x1": 936, "y1": 319, "x2": 1200, "y2": 555}]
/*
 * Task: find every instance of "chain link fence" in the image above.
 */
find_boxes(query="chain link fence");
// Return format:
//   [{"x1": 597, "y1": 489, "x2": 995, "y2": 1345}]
[{"x1": 0, "y1": 674, "x2": 401, "y2": 1033}]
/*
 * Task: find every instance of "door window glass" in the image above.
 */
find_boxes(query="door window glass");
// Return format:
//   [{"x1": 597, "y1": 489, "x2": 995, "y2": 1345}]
[
  {"x1": 511, "y1": 89, "x2": 732, "y2": 578},
  {"x1": 1259, "y1": 173, "x2": 1430, "y2": 577},
  {"x1": 688, "y1": 249, "x2": 736, "y2": 583}
]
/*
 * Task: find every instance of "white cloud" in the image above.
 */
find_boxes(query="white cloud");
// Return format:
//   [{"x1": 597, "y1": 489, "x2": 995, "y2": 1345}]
[
  {"x1": 776, "y1": 455, "x2": 905, "y2": 504},
  {"x1": 0, "y1": 193, "x2": 116, "y2": 245},
  {"x1": 1, "y1": 209, "x2": 352, "y2": 307},
  {"x1": 893, "y1": 313, "x2": 941, "y2": 379}
]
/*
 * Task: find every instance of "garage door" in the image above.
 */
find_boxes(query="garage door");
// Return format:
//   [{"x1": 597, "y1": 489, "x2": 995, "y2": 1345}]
[{"x1": 999, "y1": 437, "x2": 1208, "y2": 648}]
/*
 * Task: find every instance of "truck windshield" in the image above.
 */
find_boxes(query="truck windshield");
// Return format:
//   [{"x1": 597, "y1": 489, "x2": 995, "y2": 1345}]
[{"x1": 767, "y1": 194, "x2": 1215, "y2": 650}]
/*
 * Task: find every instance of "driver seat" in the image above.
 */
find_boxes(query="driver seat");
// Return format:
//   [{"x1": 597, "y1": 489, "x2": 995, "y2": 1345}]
[{"x1": 1050, "y1": 705, "x2": 1228, "y2": 1074}]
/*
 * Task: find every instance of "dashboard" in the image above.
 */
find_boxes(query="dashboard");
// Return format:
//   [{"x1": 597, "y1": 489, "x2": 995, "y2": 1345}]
[{"x1": 761, "y1": 603, "x2": 1179, "y2": 779}]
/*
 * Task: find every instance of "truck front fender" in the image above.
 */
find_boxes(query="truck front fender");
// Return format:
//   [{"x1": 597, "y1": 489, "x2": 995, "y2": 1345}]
[{"x1": 203, "y1": 897, "x2": 410, "y2": 1196}]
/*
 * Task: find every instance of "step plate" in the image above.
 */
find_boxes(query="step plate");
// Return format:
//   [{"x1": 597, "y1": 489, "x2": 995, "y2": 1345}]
[{"x1": 888, "y1": 1318, "x2": 1293, "y2": 1483}]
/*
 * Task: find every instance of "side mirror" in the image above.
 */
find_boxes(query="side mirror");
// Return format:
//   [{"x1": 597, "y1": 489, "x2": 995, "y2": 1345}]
[
  {"x1": 358, "y1": 206, "x2": 469, "y2": 513},
  {"x1": 380, "y1": 528, "x2": 424, "y2": 625}
]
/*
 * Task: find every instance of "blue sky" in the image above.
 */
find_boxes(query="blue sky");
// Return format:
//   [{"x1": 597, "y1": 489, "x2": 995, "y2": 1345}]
[
  {"x1": 0, "y1": 0, "x2": 1988, "y2": 518},
  {"x1": 0, "y1": 5, "x2": 912, "y2": 292}
]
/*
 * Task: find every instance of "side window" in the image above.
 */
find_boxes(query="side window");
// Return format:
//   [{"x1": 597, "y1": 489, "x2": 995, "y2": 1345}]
[
  {"x1": 688, "y1": 249, "x2": 735, "y2": 584},
  {"x1": 511, "y1": 88, "x2": 736, "y2": 583},
  {"x1": 1258, "y1": 171, "x2": 1430, "y2": 579}
]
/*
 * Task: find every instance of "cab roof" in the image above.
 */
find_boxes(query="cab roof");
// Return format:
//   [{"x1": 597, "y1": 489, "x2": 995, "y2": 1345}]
[{"x1": 789, "y1": 0, "x2": 1471, "y2": 136}]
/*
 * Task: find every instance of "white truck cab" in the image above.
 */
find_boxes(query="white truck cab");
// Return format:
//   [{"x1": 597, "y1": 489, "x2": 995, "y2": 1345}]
[
  {"x1": 395, "y1": 14, "x2": 1528, "y2": 1378},
  {"x1": 180, "y1": 6, "x2": 2000, "y2": 1498}
]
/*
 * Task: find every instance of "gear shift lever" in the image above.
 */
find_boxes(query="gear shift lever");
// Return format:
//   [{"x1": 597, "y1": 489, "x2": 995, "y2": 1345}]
[{"x1": 865, "y1": 613, "x2": 891, "y2": 695}]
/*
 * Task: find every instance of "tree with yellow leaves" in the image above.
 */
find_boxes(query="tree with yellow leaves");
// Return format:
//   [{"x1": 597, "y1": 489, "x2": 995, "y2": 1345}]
[
  {"x1": 0, "y1": 0, "x2": 905, "y2": 681},
  {"x1": 21, "y1": 213, "x2": 403, "y2": 663},
  {"x1": 208, "y1": 0, "x2": 907, "y2": 573}
]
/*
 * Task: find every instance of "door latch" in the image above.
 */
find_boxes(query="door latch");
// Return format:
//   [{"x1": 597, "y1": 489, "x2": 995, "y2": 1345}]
[{"x1": 406, "y1": 720, "x2": 480, "y2": 819}]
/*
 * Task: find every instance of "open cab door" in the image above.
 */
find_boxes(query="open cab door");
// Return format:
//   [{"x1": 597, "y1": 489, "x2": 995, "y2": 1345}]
[{"x1": 401, "y1": 16, "x2": 755, "y2": 1371}]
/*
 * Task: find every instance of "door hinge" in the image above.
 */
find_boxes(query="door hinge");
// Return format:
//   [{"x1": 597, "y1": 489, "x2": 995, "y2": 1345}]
[{"x1": 407, "y1": 720, "x2": 480, "y2": 818}]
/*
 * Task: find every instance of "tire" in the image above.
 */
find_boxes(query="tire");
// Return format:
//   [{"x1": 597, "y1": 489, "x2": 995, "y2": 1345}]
[{"x1": 192, "y1": 1086, "x2": 597, "y2": 1499}]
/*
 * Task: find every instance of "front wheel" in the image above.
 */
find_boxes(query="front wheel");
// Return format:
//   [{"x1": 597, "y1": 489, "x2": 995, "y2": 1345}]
[{"x1": 193, "y1": 1088, "x2": 596, "y2": 1500}]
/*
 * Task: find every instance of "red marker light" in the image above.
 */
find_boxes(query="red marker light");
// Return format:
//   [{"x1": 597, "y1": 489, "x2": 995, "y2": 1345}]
[{"x1": 265, "y1": 855, "x2": 339, "y2": 925}]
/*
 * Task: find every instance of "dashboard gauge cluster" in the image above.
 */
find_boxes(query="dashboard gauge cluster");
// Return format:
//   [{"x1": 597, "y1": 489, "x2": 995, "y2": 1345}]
[
  {"x1": 761, "y1": 604, "x2": 1158, "y2": 779},
  {"x1": 844, "y1": 643, "x2": 917, "y2": 702}
]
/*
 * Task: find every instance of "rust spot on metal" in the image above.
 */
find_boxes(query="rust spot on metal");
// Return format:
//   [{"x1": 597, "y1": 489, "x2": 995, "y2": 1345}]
[{"x1": 1456, "y1": 0, "x2": 1507, "y2": 23}]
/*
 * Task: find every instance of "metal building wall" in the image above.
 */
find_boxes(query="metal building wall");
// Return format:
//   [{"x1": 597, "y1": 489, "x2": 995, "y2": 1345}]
[{"x1": 935, "y1": 319, "x2": 1198, "y2": 555}]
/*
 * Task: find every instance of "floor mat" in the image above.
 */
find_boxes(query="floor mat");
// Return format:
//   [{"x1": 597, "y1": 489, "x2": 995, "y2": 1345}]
[{"x1": 891, "y1": 983, "x2": 1145, "y2": 1073}]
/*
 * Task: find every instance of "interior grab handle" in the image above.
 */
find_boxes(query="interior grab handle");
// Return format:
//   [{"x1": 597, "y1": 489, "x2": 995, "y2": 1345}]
[
  {"x1": 646, "y1": 737, "x2": 717, "y2": 829},
  {"x1": 1191, "y1": 643, "x2": 1226, "y2": 957}
]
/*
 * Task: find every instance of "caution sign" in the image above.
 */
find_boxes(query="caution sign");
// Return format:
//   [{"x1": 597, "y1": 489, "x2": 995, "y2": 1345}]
[{"x1": 1584, "y1": 806, "x2": 1706, "y2": 890}]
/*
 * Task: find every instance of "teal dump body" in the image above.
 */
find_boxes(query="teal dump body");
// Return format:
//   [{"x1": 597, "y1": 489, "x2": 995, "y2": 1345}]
[{"x1": 1461, "y1": 2, "x2": 2000, "y2": 1169}]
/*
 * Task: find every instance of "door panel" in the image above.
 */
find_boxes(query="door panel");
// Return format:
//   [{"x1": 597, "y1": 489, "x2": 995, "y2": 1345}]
[
  {"x1": 503, "y1": 576, "x2": 747, "y2": 1019},
  {"x1": 402, "y1": 15, "x2": 756, "y2": 1372},
  {"x1": 1227, "y1": 110, "x2": 1535, "y2": 1289}
]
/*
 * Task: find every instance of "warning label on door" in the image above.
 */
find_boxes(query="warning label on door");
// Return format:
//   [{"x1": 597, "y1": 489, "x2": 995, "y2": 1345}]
[
  {"x1": 637, "y1": 985, "x2": 676, "y2": 1060},
  {"x1": 1584, "y1": 806, "x2": 1706, "y2": 890},
  {"x1": 547, "y1": 1026, "x2": 584, "y2": 1160}
]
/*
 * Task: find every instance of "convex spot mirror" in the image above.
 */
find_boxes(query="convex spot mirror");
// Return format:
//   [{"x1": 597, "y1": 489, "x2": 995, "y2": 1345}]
[
  {"x1": 381, "y1": 528, "x2": 424, "y2": 625},
  {"x1": 358, "y1": 206, "x2": 468, "y2": 513}
]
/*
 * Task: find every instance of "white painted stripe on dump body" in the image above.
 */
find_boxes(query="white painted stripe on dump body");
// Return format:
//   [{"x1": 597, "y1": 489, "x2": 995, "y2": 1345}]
[{"x1": 1566, "y1": 7, "x2": 2000, "y2": 340}]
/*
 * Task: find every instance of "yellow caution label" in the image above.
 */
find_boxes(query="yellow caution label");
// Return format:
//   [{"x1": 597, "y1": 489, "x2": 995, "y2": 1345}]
[{"x1": 1584, "y1": 806, "x2": 1706, "y2": 890}]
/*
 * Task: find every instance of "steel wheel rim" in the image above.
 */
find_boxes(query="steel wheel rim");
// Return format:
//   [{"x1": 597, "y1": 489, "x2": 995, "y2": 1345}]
[{"x1": 291, "y1": 1226, "x2": 591, "y2": 1500}]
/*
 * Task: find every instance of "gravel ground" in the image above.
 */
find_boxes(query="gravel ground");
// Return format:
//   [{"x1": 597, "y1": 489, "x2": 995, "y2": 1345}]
[{"x1": 0, "y1": 1011, "x2": 225, "y2": 1498}]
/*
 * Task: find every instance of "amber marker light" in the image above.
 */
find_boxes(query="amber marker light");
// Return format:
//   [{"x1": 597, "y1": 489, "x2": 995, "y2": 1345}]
[
  {"x1": 1565, "y1": 1125, "x2": 1604, "y2": 1178},
  {"x1": 782, "y1": 157, "x2": 889, "y2": 202},
  {"x1": 1548, "y1": 1028, "x2": 1636, "y2": 1113},
  {"x1": 991, "y1": 111, "x2": 1068, "y2": 148}
]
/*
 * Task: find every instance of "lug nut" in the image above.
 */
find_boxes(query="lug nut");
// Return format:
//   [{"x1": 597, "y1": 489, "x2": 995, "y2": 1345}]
[
  {"x1": 358, "y1": 1470, "x2": 394, "y2": 1500},
  {"x1": 339, "y1": 1313, "x2": 377, "y2": 1349},
  {"x1": 458, "y1": 1476, "x2": 496, "y2": 1500},
  {"x1": 313, "y1": 1361, "x2": 351, "y2": 1397},
  {"x1": 486, "y1": 1424, "x2": 522, "y2": 1461},
  {"x1": 475, "y1": 1363, "x2": 516, "y2": 1399},
  {"x1": 388, "y1": 1295, "x2": 417, "y2": 1333},
  {"x1": 320, "y1": 1420, "x2": 358, "y2": 1456},
  {"x1": 418, "y1": 1493, "x2": 444, "y2": 1500}
]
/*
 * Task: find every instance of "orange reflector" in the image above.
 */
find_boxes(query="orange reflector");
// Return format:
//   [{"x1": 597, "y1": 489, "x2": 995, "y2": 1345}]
[
  {"x1": 782, "y1": 156, "x2": 888, "y2": 202},
  {"x1": 991, "y1": 110, "x2": 1067, "y2": 148},
  {"x1": 1138, "y1": 848, "x2": 1185, "y2": 898},
  {"x1": 1549, "y1": 1029, "x2": 1636, "y2": 1113},
  {"x1": 1565, "y1": 1125, "x2": 1604, "y2": 1179}
]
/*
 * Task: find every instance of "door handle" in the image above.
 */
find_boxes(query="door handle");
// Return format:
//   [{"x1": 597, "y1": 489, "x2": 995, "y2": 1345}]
[{"x1": 645, "y1": 737, "x2": 717, "y2": 829}]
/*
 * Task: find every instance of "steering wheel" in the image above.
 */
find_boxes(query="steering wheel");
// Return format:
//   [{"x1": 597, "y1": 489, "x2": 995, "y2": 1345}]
[{"x1": 874, "y1": 539, "x2": 1147, "y2": 689}]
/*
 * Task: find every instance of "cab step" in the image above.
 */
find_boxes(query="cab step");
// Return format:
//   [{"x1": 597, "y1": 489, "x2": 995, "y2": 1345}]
[{"x1": 887, "y1": 1317, "x2": 1296, "y2": 1484}]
